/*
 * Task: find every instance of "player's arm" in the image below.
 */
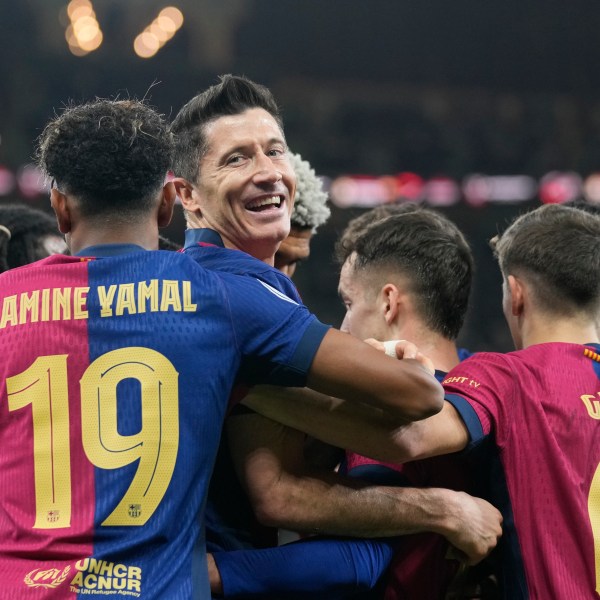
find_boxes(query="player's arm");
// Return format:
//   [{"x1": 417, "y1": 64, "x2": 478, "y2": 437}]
[
  {"x1": 208, "y1": 536, "x2": 397, "y2": 598},
  {"x1": 243, "y1": 386, "x2": 469, "y2": 464},
  {"x1": 305, "y1": 328, "x2": 444, "y2": 421},
  {"x1": 222, "y1": 275, "x2": 443, "y2": 421},
  {"x1": 226, "y1": 411, "x2": 500, "y2": 562}
]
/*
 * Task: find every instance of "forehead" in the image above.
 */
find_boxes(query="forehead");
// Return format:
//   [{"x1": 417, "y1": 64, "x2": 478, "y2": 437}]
[
  {"x1": 202, "y1": 108, "x2": 284, "y2": 150},
  {"x1": 338, "y1": 255, "x2": 362, "y2": 295}
]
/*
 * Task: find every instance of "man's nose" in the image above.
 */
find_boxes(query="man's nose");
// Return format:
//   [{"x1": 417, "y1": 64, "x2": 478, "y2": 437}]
[
  {"x1": 253, "y1": 152, "x2": 282, "y2": 184},
  {"x1": 340, "y1": 313, "x2": 350, "y2": 333}
]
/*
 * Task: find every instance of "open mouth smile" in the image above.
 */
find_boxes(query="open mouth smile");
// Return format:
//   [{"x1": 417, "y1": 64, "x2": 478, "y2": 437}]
[{"x1": 246, "y1": 195, "x2": 283, "y2": 212}]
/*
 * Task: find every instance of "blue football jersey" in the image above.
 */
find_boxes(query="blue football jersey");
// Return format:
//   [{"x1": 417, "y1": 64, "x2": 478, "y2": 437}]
[{"x1": 0, "y1": 245, "x2": 328, "y2": 599}]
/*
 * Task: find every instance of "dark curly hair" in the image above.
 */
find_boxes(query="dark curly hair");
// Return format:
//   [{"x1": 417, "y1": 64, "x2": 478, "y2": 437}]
[
  {"x1": 170, "y1": 74, "x2": 283, "y2": 183},
  {"x1": 36, "y1": 99, "x2": 173, "y2": 219},
  {"x1": 0, "y1": 203, "x2": 65, "y2": 273}
]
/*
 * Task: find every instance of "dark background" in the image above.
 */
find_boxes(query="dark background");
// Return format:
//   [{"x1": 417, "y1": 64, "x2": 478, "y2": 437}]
[{"x1": 3, "y1": 0, "x2": 600, "y2": 351}]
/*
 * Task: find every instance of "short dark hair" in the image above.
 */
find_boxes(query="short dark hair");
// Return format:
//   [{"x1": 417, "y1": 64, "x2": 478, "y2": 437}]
[
  {"x1": 0, "y1": 203, "x2": 63, "y2": 272},
  {"x1": 349, "y1": 210, "x2": 474, "y2": 340},
  {"x1": 170, "y1": 74, "x2": 283, "y2": 183},
  {"x1": 492, "y1": 204, "x2": 600, "y2": 315},
  {"x1": 336, "y1": 203, "x2": 425, "y2": 265},
  {"x1": 36, "y1": 99, "x2": 173, "y2": 219}
]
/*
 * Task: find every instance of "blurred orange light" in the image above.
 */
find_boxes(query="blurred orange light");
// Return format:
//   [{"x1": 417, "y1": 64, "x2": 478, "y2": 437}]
[
  {"x1": 79, "y1": 30, "x2": 102, "y2": 51},
  {"x1": 68, "y1": 44, "x2": 89, "y2": 56},
  {"x1": 134, "y1": 33, "x2": 159, "y2": 58},
  {"x1": 73, "y1": 16, "x2": 96, "y2": 34},
  {"x1": 133, "y1": 7, "x2": 183, "y2": 58},
  {"x1": 160, "y1": 7, "x2": 184, "y2": 29},
  {"x1": 67, "y1": 0, "x2": 91, "y2": 20},
  {"x1": 150, "y1": 23, "x2": 170, "y2": 43},
  {"x1": 156, "y1": 15, "x2": 177, "y2": 34},
  {"x1": 75, "y1": 23, "x2": 99, "y2": 43},
  {"x1": 70, "y1": 5, "x2": 94, "y2": 21}
]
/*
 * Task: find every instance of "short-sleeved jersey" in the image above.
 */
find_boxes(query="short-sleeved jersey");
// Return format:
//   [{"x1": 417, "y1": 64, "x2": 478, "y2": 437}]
[
  {"x1": 0, "y1": 246, "x2": 329, "y2": 599},
  {"x1": 184, "y1": 228, "x2": 304, "y2": 554},
  {"x1": 444, "y1": 343, "x2": 600, "y2": 599}
]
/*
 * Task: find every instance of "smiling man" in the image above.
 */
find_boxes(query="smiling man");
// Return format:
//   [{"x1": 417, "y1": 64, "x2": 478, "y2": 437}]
[
  {"x1": 171, "y1": 75, "x2": 295, "y2": 265},
  {"x1": 168, "y1": 78, "x2": 501, "y2": 600}
]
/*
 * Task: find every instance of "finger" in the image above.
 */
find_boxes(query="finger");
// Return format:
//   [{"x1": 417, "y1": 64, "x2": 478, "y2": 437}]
[
  {"x1": 364, "y1": 338, "x2": 385, "y2": 352},
  {"x1": 387, "y1": 339, "x2": 417, "y2": 359}
]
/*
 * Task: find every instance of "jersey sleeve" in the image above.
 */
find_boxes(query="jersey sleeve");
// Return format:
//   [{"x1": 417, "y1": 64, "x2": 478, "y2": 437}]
[
  {"x1": 213, "y1": 537, "x2": 397, "y2": 598},
  {"x1": 217, "y1": 273, "x2": 330, "y2": 388},
  {"x1": 442, "y1": 352, "x2": 517, "y2": 451}
]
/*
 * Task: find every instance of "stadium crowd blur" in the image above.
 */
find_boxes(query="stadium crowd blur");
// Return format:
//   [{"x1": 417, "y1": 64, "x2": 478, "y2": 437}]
[{"x1": 2, "y1": 0, "x2": 600, "y2": 354}]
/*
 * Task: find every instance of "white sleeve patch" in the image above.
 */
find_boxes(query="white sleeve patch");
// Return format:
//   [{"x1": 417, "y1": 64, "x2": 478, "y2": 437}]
[{"x1": 257, "y1": 279, "x2": 299, "y2": 305}]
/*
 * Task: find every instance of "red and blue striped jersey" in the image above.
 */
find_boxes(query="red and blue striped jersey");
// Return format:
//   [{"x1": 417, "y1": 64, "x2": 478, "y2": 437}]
[
  {"x1": 0, "y1": 246, "x2": 329, "y2": 599},
  {"x1": 445, "y1": 343, "x2": 600, "y2": 599}
]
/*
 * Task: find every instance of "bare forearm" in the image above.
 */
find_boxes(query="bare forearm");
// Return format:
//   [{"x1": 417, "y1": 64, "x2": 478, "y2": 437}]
[
  {"x1": 243, "y1": 388, "x2": 468, "y2": 464},
  {"x1": 243, "y1": 386, "x2": 411, "y2": 463},
  {"x1": 255, "y1": 467, "x2": 467, "y2": 539},
  {"x1": 306, "y1": 329, "x2": 443, "y2": 420},
  {"x1": 264, "y1": 475, "x2": 501, "y2": 565}
]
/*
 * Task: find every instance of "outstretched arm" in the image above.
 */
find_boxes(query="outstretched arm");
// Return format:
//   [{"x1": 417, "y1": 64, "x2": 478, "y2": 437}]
[
  {"x1": 226, "y1": 411, "x2": 500, "y2": 562},
  {"x1": 305, "y1": 329, "x2": 444, "y2": 421},
  {"x1": 242, "y1": 386, "x2": 469, "y2": 465}
]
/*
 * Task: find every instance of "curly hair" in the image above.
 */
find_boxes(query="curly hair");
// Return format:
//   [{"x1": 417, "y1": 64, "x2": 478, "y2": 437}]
[
  {"x1": 36, "y1": 99, "x2": 173, "y2": 219},
  {"x1": 288, "y1": 152, "x2": 330, "y2": 232},
  {"x1": 170, "y1": 74, "x2": 283, "y2": 184},
  {"x1": 0, "y1": 203, "x2": 65, "y2": 273}
]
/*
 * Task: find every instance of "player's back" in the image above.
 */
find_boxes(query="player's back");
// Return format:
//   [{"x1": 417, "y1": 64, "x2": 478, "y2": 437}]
[
  {"x1": 445, "y1": 342, "x2": 600, "y2": 599},
  {"x1": 0, "y1": 250, "x2": 243, "y2": 599}
]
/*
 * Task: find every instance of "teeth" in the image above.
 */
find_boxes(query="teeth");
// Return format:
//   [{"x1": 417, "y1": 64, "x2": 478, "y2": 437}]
[{"x1": 247, "y1": 196, "x2": 281, "y2": 210}]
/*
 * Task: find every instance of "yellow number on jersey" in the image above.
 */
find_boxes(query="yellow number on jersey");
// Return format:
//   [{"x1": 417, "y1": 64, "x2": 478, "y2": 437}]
[{"x1": 7, "y1": 348, "x2": 179, "y2": 529}]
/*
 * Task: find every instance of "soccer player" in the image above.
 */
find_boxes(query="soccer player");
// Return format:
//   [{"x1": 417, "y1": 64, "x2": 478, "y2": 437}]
[
  {"x1": 170, "y1": 75, "x2": 501, "y2": 569},
  {"x1": 273, "y1": 151, "x2": 330, "y2": 277},
  {"x1": 0, "y1": 202, "x2": 67, "y2": 272},
  {"x1": 244, "y1": 203, "x2": 600, "y2": 599},
  {"x1": 0, "y1": 98, "x2": 443, "y2": 599},
  {"x1": 209, "y1": 208, "x2": 498, "y2": 598}
]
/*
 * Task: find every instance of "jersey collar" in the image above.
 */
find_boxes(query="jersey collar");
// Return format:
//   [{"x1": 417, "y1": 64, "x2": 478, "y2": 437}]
[
  {"x1": 183, "y1": 228, "x2": 225, "y2": 250},
  {"x1": 74, "y1": 243, "x2": 148, "y2": 257}
]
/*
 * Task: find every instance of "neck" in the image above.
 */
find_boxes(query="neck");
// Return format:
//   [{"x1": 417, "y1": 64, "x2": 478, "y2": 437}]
[
  {"x1": 190, "y1": 214, "x2": 279, "y2": 266},
  {"x1": 520, "y1": 311, "x2": 600, "y2": 348},
  {"x1": 68, "y1": 220, "x2": 160, "y2": 255},
  {"x1": 390, "y1": 323, "x2": 460, "y2": 373}
]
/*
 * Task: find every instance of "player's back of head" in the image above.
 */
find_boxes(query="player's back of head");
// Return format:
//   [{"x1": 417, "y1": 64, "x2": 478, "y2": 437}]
[
  {"x1": 350, "y1": 209, "x2": 474, "y2": 340},
  {"x1": 492, "y1": 204, "x2": 600, "y2": 316},
  {"x1": 0, "y1": 203, "x2": 66, "y2": 273},
  {"x1": 36, "y1": 99, "x2": 173, "y2": 222},
  {"x1": 170, "y1": 75, "x2": 282, "y2": 183},
  {"x1": 336, "y1": 203, "x2": 429, "y2": 265}
]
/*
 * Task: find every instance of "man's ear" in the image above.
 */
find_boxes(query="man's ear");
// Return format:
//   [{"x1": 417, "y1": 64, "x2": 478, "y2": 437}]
[
  {"x1": 158, "y1": 182, "x2": 177, "y2": 228},
  {"x1": 172, "y1": 177, "x2": 201, "y2": 215},
  {"x1": 382, "y1": 283, "x2": 401, "y2": 325},
  {"x1": 507, "y1": 274, "x2": 525, "y2": 316},
  {"x1": 50, "y1": 188, "x2": 71, "y2": 234}
]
